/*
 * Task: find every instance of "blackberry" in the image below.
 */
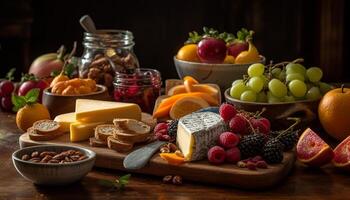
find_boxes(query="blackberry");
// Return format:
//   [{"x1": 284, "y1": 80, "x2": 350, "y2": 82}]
[
  {"x1": 167, "y1": 119, "x2": 179, "y2": 140},
  {"x1": 262, "y1": 138, "x2": 284, "y2": 164},
  {"x1": 279, "y1": 130, "x2": 299, "y2": 151},
  {"x1": 238, "y1": 134, "x2": 266, "y2": 158}
]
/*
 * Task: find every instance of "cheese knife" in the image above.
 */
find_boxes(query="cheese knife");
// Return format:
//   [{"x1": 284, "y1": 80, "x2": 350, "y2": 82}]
[{"x1": 123, "y1": 141, "x2": 166, "y2": 170}]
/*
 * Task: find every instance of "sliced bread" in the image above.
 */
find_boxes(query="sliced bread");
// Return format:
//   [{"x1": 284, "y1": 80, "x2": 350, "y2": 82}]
[
  {"x1": 32, "y1": 120, "x2": 61, "y2": 135},
  {"x1": 113, "y1": 119, "x2": 151, "y2": 135},
  {"x1": 107, "y1": 136, "x2": 133, "y2": 152},
  {"x1": 94, "y1": 124, "x2": 118, "y2": 142},
  {"x1": 113, "y1": 131, "x2": 150, "y2": 144},
  {"x1": 28, "y1": 127, "x2": 64, "y2": 141},
  {"x1": 89, "y1": 137, "x2": 107, "y2": 147}
]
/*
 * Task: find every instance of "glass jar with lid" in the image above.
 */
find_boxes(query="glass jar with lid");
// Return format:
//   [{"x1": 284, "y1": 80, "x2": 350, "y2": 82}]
[{"x1": 80, "y1": 30, "x2": 139, "y2": 94}]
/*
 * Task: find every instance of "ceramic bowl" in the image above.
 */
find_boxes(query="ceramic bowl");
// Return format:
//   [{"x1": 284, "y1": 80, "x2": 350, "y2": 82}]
[
  {"x1": 224, "y1": 88, "x2": 320, "y2": 129},
  {"x1": 174, "y1": 56, "x2": 265, "y2": 91},
  {"x1": 12, "y1": 145, "x2": 96, "y2": 185},
  {"x1": 42, "y1": 84, "x2": 111, "y2": 118}
]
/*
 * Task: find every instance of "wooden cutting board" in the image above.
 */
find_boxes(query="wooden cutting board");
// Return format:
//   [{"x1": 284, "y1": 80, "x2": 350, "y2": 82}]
[{"x1": 19, "y1": 133, "x2": 296, "y2": 189}]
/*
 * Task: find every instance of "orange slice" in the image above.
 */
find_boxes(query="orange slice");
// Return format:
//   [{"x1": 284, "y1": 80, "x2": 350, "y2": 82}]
[
  {"x1": 160, "y1": 153, "x2": 185, "y2": 165},
  {"x1": 169, "y1": 96, "x2": 209, "y2": 119}
]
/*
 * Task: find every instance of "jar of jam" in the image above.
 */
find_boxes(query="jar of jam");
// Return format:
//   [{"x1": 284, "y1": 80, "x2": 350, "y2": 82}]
[
  {"x1": 114, "y1": 68, "x2": 162, "y2": 114},
  {"x1": 80, "y1": 30, "x2": 139, "y2": 94}
]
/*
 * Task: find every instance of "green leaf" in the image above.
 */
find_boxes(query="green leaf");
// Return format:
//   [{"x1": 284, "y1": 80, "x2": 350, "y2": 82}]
[
  {"x1": 6, "y1": 68, "x2": 16, "y2": 81},
  {"x1": 11, "y1": 95, "x2": 26, "y2": 112},
  {"x1": 24, "y1": 88, "x2": 40, "y2": 103},
  {"x1": 64, "y1": 63, "x2": 75, "y2": 78},
  {"x1": 117, "y1": 174, "x2": 131, "y2": 190},
  {"x1": 51, "y1": 70, "x2": 60, "y2": 77},
  {"x1": 21, "y1": 73, "x2": 38, "y2": 83}
]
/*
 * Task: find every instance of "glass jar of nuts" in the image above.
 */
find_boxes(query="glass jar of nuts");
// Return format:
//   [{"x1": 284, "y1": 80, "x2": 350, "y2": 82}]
[{"x1": 80, "y1": 30, "x2": 140, "y2": 94}]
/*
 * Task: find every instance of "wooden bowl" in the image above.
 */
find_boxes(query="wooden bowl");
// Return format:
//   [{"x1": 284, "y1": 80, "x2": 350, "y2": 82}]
[
  {"x1": 43, "y1": 84, "x2": 111, "y2": 118},
  {"x1": 224, "y1": 88, "x2": 320, "y2": 129},
  {"x1": 174, "y1": 56, "x2": 265, "y2": 91}
]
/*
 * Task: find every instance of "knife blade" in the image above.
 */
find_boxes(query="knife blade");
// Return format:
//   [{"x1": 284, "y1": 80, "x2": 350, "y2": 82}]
[{"x1": 123, "y1": 141, "x2": 166, "y2": 170}]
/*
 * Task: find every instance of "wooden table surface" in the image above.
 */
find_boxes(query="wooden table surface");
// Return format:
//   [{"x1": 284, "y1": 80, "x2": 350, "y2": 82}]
[{"x1": 0, "y1": 111, "x2": 349, "y2": 200}]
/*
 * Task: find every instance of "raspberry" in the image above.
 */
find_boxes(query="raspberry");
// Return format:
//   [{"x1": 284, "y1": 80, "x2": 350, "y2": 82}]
[
  {"x1": 156, "y1": 129, "x2": 168, "y2": 135},
  {"x1": 219, "y1": 103, "x2": 237, "y2": 121},
  {"x1": 154, "y1": 123, "x2": 168, "y2": 133},
  {"x1": 250, "y1": 118, "x2": 270, "y2": 135},
  {"x1": 229, "y1": 114, "x2": 248, "y2": 135},
  {"x1": 218, "y1": 132, "x2": 240, "y2": 148},
  {"x1": 256, "y1": 160, "x2": 268, "y2": 169},
  {"x1": 259, "y1": 117, "x2": 271, "y2": 130},
  {"x1": 225, "y1": 147, "x2": 241, "y2": 163},
  {"x1": 207, "y1": 146, "x2": 226, "y2": 165}
]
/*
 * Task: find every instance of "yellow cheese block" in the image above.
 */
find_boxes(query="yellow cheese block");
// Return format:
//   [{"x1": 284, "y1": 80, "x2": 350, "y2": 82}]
[
  {"x1": 75, "y1": 99, "x2": 141, "y2": 123},
  {"x1": 53, "y1": 112, "x2": 76, "y2": 132},
  {"x1": 70, "y1": 121, "x2": 105, "y2": 142}
]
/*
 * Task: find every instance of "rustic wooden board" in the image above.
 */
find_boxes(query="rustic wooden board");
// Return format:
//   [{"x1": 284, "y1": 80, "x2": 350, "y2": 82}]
[{"x1": 19, "y1": 133, "x2": 296, "y2": 189}]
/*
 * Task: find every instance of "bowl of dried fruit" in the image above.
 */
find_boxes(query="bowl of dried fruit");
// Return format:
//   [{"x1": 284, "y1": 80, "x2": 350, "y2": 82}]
[
  {"x1": 43, "y1": 80, "x2": 110, "y2": 117},
  {"x1": 12, "y1": 145, "x2": 96, "y2": 185}
]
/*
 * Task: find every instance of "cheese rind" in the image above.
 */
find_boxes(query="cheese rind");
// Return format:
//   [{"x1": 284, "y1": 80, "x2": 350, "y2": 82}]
[
  {"x1": 53, "y1": 112, "x2": 76, "y2": 132},
  {"x1": 75, "y1": 99, "x2": 141, "y2": 123},
  {"x1": 177, "y1": 112, "x2": 227, "y2": 161},
  {"x1": 70, "y1": 121, "x2": 105, "y2": 142}
]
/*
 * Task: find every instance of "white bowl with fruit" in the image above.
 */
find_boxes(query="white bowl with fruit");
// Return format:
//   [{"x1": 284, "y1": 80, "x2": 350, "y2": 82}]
[
  {"x1": 174, "y1": 28, "x2": 265, "y2": 90},
  {"x1": 224, "y1": 59, "x2": 333, "y2": 128}
]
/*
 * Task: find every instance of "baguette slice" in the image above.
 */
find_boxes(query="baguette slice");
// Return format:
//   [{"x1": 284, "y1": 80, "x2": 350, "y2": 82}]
[
  {"x1": 113, "y1": 131, "x2": 150, "y2": 144},
  {"x1": 32, "y1": 120, "x2": 61, "y2": 135},
  {"x1": 94, "y1": 124, "x2": 118, "y2": 142},
  {"x1": 28, "y1": 127, "x2": 64, "y2": 141},
  {"x1": 89, "y1": 137, "x2": 107, "y2": 147},
  {"x1": 107, "y1": 136, "x2": 133, "y2": 152},
  {"x1": 113, "y1": 119, "x2": 151, "y2": 134}
]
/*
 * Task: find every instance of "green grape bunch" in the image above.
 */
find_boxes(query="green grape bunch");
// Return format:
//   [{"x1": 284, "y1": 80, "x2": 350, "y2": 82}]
[{"x1": 230, "y1": 58, "x2": 334, "y2": 103}]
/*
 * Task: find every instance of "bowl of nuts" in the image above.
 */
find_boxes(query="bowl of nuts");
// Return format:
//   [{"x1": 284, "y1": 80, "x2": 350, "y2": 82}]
[{"x1": 12, "y1": 145, "x2": 96, "y2": 185}]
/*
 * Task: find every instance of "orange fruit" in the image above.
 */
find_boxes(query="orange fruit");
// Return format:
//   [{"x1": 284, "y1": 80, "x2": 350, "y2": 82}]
[
  {"x1": 16, "y1": 103, "x2": 51, "y2": 132},
  {"x1": 235, "y1": 41, "x2": 260, "y2": 64},
  {"x1": 332, "y1": 135, "x2": 350, "y2": 170},
  {"x1": 176, "y1": 44, "x2": 200, "y2": 62},
  {"x1": 318, "y1": 87, "x2": 350, "y2": 141},
  {"x1": 223, "y1": 55, "x2": 235, "y2": 64},
  {"x1": 296, "y1": 128, "x2": 334, "y2": 167},
  {"x1": 169, "y1": 96, "x2": 209, "y2": 119}
]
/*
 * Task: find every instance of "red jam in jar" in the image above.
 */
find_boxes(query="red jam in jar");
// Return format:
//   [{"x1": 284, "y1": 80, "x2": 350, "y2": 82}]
[{"x1": 113, "y1": 68, "x2": 161, "y2": 113}]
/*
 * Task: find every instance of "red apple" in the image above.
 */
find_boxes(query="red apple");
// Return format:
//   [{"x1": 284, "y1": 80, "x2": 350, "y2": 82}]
[
  {"x1": 197, "y1": 38, "x2": 227, "y2": 63},
  {"x1": 227, "y1": 42, "x2": 249, "y2": 58}
]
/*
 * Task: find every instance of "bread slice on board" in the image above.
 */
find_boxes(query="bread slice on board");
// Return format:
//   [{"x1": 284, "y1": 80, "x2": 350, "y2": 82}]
[
  {"x1": 32, "y1": 120, "x2": 61, "y2": 135},
  {"x1": 107, "y1": 136, "x2": 133, "y2": 152},
  {"x1": 89, "y1": 137, "x2": 107, "y2": 147},
  {"x1": 28, "y1": 127, "x2": 64, "y2": 141},
  {"x1": 94, "y1": 124, "x2": 118, "y2": 142},
  {"x1": 113, "y1": 119, "x2": 151, "y2": 135}
]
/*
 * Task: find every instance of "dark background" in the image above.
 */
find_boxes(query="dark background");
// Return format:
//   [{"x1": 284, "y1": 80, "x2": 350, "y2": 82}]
[{"x1": 0, "y1": 0, "x2": 348, "y2": 82}]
